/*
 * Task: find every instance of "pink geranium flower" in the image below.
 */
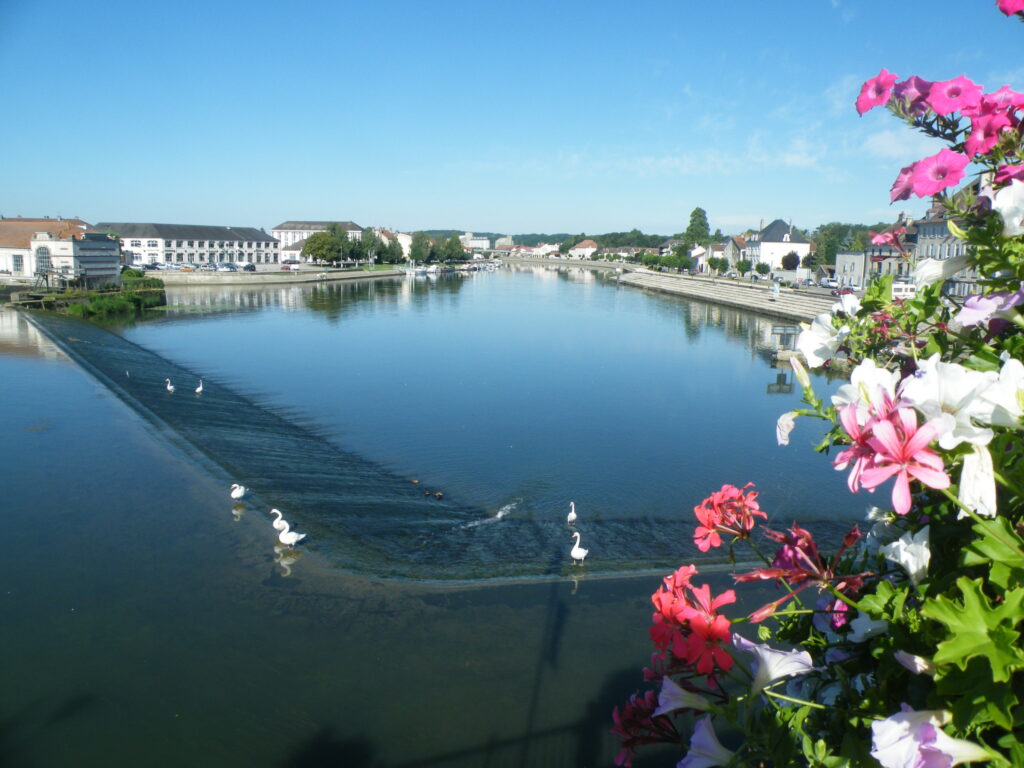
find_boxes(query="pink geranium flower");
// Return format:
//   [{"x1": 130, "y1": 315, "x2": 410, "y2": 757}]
[
  {"x1": 890, "y1": 163, "x2": 916, "y2": 202},
  {"x1": 856, "y1": 68, "x2": 899, "y2": 115},
  {"x1": 893, "y1": 75, "x2": 933, "y2": 115},
  {"x1": 997, "y1": 0, "x2": 1024, "y2": 16},
  {"x1": 692, "y1": 483, "x2": 765, "y2": 552},
  {"x1": 926, "y1": 75, "x2": 983, "y2": 116},
  {"x1": 859, "y1": 408, "x2": 950, "y2": 515},
  {"x1": 911, "y1": 148, "x2": 970, "y2": 197},
  {"x1": 965, "y1": 112, "x2": 1013, "y2": 156}
]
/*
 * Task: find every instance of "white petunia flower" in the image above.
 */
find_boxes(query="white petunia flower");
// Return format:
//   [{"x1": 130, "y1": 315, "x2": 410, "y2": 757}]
[
  {"x1": 894, "y1": 651, "x2": 936, "y2": 676},
  {"x1": 790, "y1": 355, "x2": 811, "y2": 389},
  {"x1": 913, "y1": 251, "x2": 971, "y2": 288},
  {"x1": 880, "y1": 526, "x2": 931, "y2": 587},
  {"x1": 832, "y1": 292, "x2": 862, "y2": 316},
  {"x1": 849, "y1": 613, "x2": 888, "y2": 642},
  {"x1": 898, "y1": 354, "x2": 998, "y2": 450},
  {"x1": 991, "y1": 179, "x2": 1024, "y2": 237},
  {"x1": 797, "y1": 312, "x2": 849, "y2": 368},
  {"x1": 978, "y1": 358, "x2": 1024, "y2": 429},
  {"x1": 678, "y1": 716, "x2": 736, "y2": 768},
  {"x1": 732, "y1": 634, "x2": 815, "y2": 695},
  {"x1": 871, "y1": 705, "x2": 991, "y2": 768},
  {"x1": 653, "y1": 675, "x2": 711, "y2": 717},
  {"x1": 776, "y1": 411, "x2": 797, "y2": 446},
  {"x1": 959, "y1": 445, "x2": 997, "y2": 519},
  {"x1": 832, "y1": 358, "x2": 901, "y2": 422}
]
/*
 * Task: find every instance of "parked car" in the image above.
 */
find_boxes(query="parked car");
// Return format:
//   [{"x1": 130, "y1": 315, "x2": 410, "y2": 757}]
[
  {"x1": 831, "y1": 287, "x2": 855, "y2": 296},
  {"x1": 242, "y1": 263, "x2": 256, "y2": 272},
  {"x1": 180, "y1": 265, "x2": 195, "y2": 272},
  {"x1": 199, "y1": 263, "x2": 217, "y2": 272},
  {"x1": 820, "y1": 278, "x2": 838, "y2": 288},
  {"x1": 216, "y1": 263, "x2": 237, "y2": 272},
  {"x1": 281, "y1": 259, "x2": 300, "y2": 265}
]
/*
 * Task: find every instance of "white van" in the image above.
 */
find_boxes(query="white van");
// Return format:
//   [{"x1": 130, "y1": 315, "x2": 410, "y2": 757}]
[{"x1": 892, "y1": 281, "x2": 917, "y2": 300}]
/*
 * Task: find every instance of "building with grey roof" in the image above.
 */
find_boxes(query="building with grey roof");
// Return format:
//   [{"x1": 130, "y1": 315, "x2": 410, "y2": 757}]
[
  {"x1": 92, "y1": 222, "x2": 279, "y2": 266},
  {"x1": 271, "y1": 221, "x2": 363, "y2": 251}
]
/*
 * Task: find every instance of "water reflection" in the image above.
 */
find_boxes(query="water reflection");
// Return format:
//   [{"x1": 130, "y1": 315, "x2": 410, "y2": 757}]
[{"x1": 0, "y1": 307, "x2": 67, "y2": 360}]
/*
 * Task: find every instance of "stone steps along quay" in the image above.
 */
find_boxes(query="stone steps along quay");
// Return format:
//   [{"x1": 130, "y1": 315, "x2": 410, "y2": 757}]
[{"x1": 618, "y1": 271, "x2": 836, "y2": 323}]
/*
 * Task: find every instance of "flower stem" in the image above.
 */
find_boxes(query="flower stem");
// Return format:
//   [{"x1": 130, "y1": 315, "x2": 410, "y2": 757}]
[{"x1": 763, "y1": 688, "x2": 828, "y2": 710}]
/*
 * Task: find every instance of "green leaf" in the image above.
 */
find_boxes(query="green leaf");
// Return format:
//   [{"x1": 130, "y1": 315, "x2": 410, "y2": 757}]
[
  {"x1": 948, "y1": 219, "x2": 969, "y2": 239},
  {"x1": 962, "y1": 517, "x2": 1024, "y2": 590},
  {"x1": 937, "y1": 661, "x2": 1018, "y2": 731},
  {"x1": 922, "y1": 577, "x2": 1024, "y2": 683}
]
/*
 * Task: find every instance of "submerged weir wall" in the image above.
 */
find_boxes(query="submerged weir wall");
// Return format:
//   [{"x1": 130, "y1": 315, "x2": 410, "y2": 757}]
[{"x1": 24, "y1": 310, "x2": 705, "y2": 581}]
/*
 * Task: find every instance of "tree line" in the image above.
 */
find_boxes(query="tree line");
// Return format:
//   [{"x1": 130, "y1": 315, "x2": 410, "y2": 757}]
[{"x1": 301, "y1": 224, "x2": 405, "y2": 264}]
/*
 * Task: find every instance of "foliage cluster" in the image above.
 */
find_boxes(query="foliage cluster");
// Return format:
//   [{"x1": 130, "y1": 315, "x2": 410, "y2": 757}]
[{"x1": 613, "y1": 6, "x2": 1024, "y2": 766}]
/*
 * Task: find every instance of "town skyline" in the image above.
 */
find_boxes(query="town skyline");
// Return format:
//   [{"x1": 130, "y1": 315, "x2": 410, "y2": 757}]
[{"x1": 3, "y1": 0, "x2": 1020, "y2": 234}]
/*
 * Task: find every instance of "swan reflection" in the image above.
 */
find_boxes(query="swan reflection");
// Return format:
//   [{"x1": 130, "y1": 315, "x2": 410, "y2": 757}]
[{"x1": 274, "y1": 544, "x2": 300, "y2": 577}]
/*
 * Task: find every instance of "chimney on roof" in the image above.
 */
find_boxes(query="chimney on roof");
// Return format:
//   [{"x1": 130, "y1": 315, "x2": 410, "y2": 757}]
[
  {"x1": 759, "y1": 218, "x2": 764, "y2": 232},
  {"x1": 788, "y1": 219, "x2": 793, "y2": 234}
]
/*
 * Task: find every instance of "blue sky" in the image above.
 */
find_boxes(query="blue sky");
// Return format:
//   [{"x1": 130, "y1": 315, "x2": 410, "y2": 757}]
[{"x1": 2, "y1": 0, "x2": 1021, "y2": 236}]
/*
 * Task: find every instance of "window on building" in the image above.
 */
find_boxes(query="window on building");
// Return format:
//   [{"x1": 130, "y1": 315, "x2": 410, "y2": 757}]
[
  {"x1": 12, "y1": 254, "x2": 23, "y2": 273},
  {"x1": 176, "y1": 240, "x2": 183, "y2": 247},
  {"x1": 35, "y1": 247, "x2": 50, "y2": 274},
  {"x1": 188, "y1": 240, "x2": 194, "y2": 247},
  {"x1": 131, "y1": 240, "x2": 142, "y2": 247},
  {"x1": 148, "y1": 240, "x2": 159, "y2": 248}
]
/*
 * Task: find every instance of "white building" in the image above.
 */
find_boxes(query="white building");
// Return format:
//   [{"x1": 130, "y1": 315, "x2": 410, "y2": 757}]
[
  {"x1": 568, "y1": 239, "x2": 598, "y2": 259},
  {"x1": 745, "y1": 219, "x2": 812, "y2": 271},
  {"x1": 32, "y1": 231, "x2": 121, "y2": 288},
  {"x1": 92, "y1": 222, "x2": 279, "y2": 265},
  {"x1": 271, "y1": 221, "x2": 363, "y2": 251},
  {"x1": 459, "y1": 232, "x2": 490, "y2": 251},
  {"x1": 0, "y1": 217, "x2": 91, "y2": 277}
]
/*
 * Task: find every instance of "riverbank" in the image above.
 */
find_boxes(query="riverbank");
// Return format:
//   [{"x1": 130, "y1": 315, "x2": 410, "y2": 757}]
[
  {"x1": 502, "y1": 256, "x2": 836, "y2": 321},
  {"x1": 156, "y1": 267, "x2": 404, "y2": 285}
]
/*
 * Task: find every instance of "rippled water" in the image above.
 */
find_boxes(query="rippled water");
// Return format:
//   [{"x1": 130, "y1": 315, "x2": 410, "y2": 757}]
[
  {"x1": 0, "y1": 270, "x2": 860, "y2": 766},
  {"x1": 29, "y1": 267, "x2": 859, "y2": 581}
]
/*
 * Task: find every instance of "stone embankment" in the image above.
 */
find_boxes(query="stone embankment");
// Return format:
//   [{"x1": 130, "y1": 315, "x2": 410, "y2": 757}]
[
  {"x1": 620, "y1": 271, "x2": 836, "y2": 322},
  {"x1": 156, "y1": 268, "x2": 404, "y2": 286}
]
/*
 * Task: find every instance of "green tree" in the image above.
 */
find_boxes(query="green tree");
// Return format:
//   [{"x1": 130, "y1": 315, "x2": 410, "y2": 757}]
[
  {"x1": 671, "y1": 245, "x2": 693, "y2": 271},
  {"x1": 736, "y1": 258, "x2": 753, "y2": 276},
  {"x1": 755, "y1": 262, "x2": 770, "y2": 276},
  {"x1": 801, "y1": 253, "x2": 816, "y2": 268},
  {"x1": 301, "y1": 231, "x2": 341, "y2": 262},
  {"x1": 850, "y1": 232, "x2": 867, "y2": 251},
  {"x1": 445, "y1": 234, "x2": 465, "y2": 261},
  {"x1": 410, "y1": 232, "x2": 431, "y2": 263},
  {"x1": 684, "y1": 207, "x2": 711, "y2": 247},
  {"x1": 781, "y1": 251, "x2": 800, "y2": 271}
]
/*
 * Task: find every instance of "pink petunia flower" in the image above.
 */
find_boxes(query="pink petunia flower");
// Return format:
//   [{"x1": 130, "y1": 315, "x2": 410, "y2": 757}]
[
  {"x1": 995, "y1": 164, "x2": 1024, "y2": 184},
  {"x1": 856, "y1": 68, "x2": 899, "y2": 115},
  {"x1": 911, "y1": 148, "x2": 970, "y2": 198},
  {"x1": 859, "y1": 408, "x2": 950, "y2": 515},
  {"x1": 997, "y1": 0, "x2": 1024, "y2": 16},
  {"x1": 984, "y1": 85, "x2": 1024, "y2": 111},
  {"x1": 893, "y1": 75, "x2": 933, "y2": 115},
  {"x1": 870, "y1": 227, "x2": 907, "y2": 252},
  {"x1": 926, "y1": 75, "x2": 984, "y2": 116},
  {"x1": 890, "y1": 163, "x2": 916, "y2": 202},
  {"x1": 965, "y1": 111, "x2": 1013, "y2": 156}
]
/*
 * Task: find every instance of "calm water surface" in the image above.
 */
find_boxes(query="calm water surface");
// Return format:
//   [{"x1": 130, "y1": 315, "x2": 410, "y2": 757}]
[{"x1": 0, "y1": 269, "x2": 856, "y2": 766}]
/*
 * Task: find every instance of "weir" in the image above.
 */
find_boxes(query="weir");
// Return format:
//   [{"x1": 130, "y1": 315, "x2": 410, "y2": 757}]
[{"x1": 25, "y1": 310, "x2": 712, "y2": 581}]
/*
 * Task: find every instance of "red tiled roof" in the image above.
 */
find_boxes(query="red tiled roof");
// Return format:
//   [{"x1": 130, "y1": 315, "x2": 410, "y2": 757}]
[{"x1": 0, "y1": 217, "x2": 91, "y2": 248}]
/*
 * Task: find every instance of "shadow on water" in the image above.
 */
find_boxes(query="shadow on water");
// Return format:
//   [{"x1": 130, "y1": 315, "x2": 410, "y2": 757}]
[
  {"x1": 26, "y1": 310, "x2": 707, "y2": 581},
  {"x1": 0, "y1": 693, "x2": 99, "y2": 766},
  {"x1": 279, "y1": 729, "x2": 379, "y2": 768}
]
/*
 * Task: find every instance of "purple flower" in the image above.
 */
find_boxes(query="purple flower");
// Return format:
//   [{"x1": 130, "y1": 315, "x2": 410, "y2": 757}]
[
  {"x1": 955, "y1": 286, "x2": 1024, "y2": 329},
  {"x1": 678, "y1": 716, "x2": 735, "y2": 768},
  {"x1": 871, "y1": 705, "x2": 991, "y2": 767},
  {"x1": 893, "y1": 76, "x2": 933, "y2": 115}
]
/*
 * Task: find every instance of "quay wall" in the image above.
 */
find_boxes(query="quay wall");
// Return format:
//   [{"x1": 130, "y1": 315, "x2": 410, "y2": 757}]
[
  {"x1": 499, "y1": 255, "x2": 835, "y2": 322},
  {"x1": 156, "y1": 268, "x2": 405, "y2": 286}
]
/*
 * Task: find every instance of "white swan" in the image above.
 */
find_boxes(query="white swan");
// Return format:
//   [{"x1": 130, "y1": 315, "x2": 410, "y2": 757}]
[
  {"x1": 195, "y1": 379, "x2": 204, "y2": 395},
  {"x1": 278, "y1": 521, "x2": 307, "y2": 547},
  {"x1": 269, "y1": 508, "x2": 289, "y2": 531},
  {"x1": 570, "y1": 531, "x2": 589, "y2": 565},
  {"x1": 230, "y1": 483, "x2": 247, "y2": 501},
  {"x1": 165, "y1": 378, "x2": 175, "y2": 393},
  {"x1": 567, "y1": 501, "x2": 577, "y2": 525}
]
